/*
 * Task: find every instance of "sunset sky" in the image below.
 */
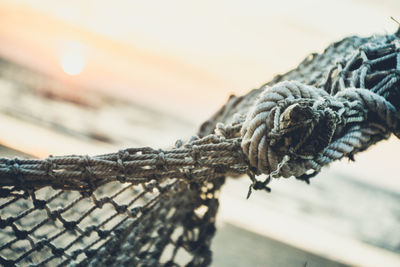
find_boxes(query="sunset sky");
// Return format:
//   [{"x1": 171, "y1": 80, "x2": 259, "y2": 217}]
[{"x1": 0, "y1": 0, "x2": 398, "y2": 122}]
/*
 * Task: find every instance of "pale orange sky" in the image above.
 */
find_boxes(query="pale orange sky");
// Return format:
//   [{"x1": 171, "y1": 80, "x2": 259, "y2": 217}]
[{"x1": 0, "y1": 0, "x2": 399, "y2": 123}]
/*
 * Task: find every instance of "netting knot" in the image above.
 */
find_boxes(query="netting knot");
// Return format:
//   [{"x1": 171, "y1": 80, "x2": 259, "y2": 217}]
[
  {"x1": 45, "y1": 156, "x2": 57, "y2": 180},
  {"x1": 9, "y1": 159, "x2": 21, "y2": 177},
  {"x1": 156, "y1": 150, "x2": 166, "y2": 168}
]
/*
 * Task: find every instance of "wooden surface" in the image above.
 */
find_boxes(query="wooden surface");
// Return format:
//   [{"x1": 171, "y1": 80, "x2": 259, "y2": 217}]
[
  {"x1": 217, "y1": 173, "x2": 400, "y2": 267},
  {"x1": 0, "y1": 58, "x2": 194, "y2": 157},
  {"x1": 212, "y1": 223, "x2": 348, "y2": 267}
]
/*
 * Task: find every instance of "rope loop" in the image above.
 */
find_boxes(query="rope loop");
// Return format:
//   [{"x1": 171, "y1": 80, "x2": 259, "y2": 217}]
[{"x1": 241, "y1": 80, "x2": 399, "y2": 179}]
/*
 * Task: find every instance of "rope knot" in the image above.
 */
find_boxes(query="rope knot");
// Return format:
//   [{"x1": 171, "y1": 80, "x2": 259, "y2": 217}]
[
  {"x1": 279, "y1": 100, "x2": 338, "y2": 156},
  {"x1": 242, "y1": 81, "x2": 333, "y2": 177},
  {"x1": 240, "y1": 81, "x2": 367, "y2": 178},
  {"x1": 156, "y1": 150, "x2": 166, "y2": 168},
  {"x1": 241, "y1": 80, "x2": 400, "y2": 179},
  {"x1": 10, "y1": 159, "x2": 21, "y2": 177},
  {"x1": 45, "y1": 156, "x2": 57, "y2": 179}
]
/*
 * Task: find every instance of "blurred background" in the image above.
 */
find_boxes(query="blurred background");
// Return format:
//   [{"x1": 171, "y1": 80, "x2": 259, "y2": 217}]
[{"x1": 0, "y1": 0, "x2": 400, "y2": 266}]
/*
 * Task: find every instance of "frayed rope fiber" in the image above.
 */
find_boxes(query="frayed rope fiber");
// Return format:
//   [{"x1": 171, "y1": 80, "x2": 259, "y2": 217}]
[
  {"x1": 241, "y1": 81, "x2": 399, "y2": 179},
  {"x1": 1, "y1": 78, "x2": 398, "y2": 191},
  {"x1": 1, "y1": 35, "x2": 400, "y2": 191},
  {"x1": 0, "y1": 32, "x2": 399, "y2": 266}
]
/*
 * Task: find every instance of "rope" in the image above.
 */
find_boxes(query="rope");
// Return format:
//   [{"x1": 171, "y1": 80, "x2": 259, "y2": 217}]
[
  {"x1": 0, "y1": 31, "x2": 399, "y2": 266},
  {"x1": 241, "y1": 81, "x2": 399, "y2": 178},
  {"x1": 0, "y1": 79, "x2": 398, "y2": 192},
  {"x1": 0, "y1": 136, "x2": 246, "y2": 192}
]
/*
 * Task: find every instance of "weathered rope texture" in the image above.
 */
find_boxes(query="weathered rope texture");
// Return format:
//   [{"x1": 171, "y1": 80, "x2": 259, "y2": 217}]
[
  {"x1": 0, "y1": 32, "x2": 399, "y2": 266},
  {"x1": 241, "y1": 81, "x2": 398, "y2": 178},
  {"x1": 0, "y1": 136, "x2": 245, "y2": 192}
]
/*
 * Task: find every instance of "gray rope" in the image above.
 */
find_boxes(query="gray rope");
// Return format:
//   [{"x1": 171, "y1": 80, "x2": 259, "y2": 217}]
[
  {"x1": 0, "y1": 80, "x2": 398, "y2": 192},
  {"x1": 0, "y1": 136, "x2": 246, "y2": 192},
  {"x1": 0, "y1": 31, "x2": 399, "y2": 267},
  {"x1": 241, "y1": 81, "x2": 398, "y2": 178}
]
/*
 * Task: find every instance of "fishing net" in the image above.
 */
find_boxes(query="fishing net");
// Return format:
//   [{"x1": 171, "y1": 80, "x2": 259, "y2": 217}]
[{"x1": 0, "y1": 31, "x2": 399, "y2": 266}]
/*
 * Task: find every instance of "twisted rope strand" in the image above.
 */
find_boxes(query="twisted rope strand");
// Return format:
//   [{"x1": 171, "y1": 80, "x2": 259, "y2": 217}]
[
  {"x1": 0, "y1": 137, "x2": 247, "y2": 191},
  {"x1": 2, "y1": 39, "x2": 400, "y2": 192},
  {"x1": 0, "y1": 78, "x2": 397, "y2": 193},
  {"x1": 241, "y1": 80, "x2": 399, "y2": 178},
  {"x1": 0, "y1": 32, "x2": 399, "y2": 267}
]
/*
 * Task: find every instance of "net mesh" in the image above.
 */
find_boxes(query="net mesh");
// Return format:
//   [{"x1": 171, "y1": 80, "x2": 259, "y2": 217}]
[{"x1": 0, "y1": 31, "x2": 399, "y2": 266}]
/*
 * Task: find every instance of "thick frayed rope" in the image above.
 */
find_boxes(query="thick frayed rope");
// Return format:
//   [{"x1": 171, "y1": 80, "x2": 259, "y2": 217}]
[
  {"x1": 241, "y1": 80, "x2": 399, "y2": 178},
  {"x1": 0, "y1": 81, "x2": 398, "y2": 191},
  {"x1": 1, "y1": 32, "x2": 400, "y2": 267},
  {"x1": 1, "y1": 35, "x2": 399, "y2": 194}
]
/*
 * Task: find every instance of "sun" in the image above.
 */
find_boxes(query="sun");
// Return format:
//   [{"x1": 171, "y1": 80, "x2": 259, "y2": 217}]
[{"x1": 60, "y1": 41, "x2": 86, "y2": 75}]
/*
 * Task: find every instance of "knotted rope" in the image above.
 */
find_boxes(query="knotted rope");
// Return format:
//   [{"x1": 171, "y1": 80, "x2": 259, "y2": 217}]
[
  {"x1": 0, "y1": 31, "x2": 399, "y2": 267},
  {"x1": 241, "y1": 81, "x2": 399, "y2": 179},
  {"x1": 0, "y1": 79, "x2": 398, "y2": 192}
]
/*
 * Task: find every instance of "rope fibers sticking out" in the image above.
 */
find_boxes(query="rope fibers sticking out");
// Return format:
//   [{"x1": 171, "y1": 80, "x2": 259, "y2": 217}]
[
  {"x1": 0, "y1": 32, "x2": 399, "y2": 266},
  {"x1": 240, "y1": 81, "x2": 399, "y2": 179}
]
